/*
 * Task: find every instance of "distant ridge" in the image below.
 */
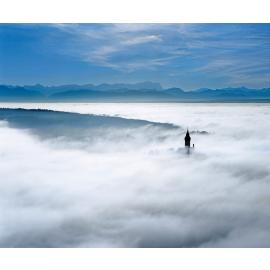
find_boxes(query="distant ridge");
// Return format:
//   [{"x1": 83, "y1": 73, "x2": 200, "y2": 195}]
[
  {"x1": 22, "y1": 81, "x2": 163, "y2": 95},
  {"x1": 0, "y1": 83, "x2": 270, "y2": 102}
]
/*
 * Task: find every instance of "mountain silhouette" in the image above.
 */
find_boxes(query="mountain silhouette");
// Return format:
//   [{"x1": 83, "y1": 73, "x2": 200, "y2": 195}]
[{"x1": 0, "y1": 83, "x2": 270, "y2": 102}]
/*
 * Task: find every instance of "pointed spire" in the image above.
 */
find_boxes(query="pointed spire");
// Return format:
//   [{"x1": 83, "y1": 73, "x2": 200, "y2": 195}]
[{"x1": 184, "y1": 128, "x2": 191, "y2": 147}]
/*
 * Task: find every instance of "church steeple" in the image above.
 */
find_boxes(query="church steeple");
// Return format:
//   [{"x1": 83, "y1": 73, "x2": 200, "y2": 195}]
[{"x1": 184, "y1": 129, "x2": 191, "y2": 147}]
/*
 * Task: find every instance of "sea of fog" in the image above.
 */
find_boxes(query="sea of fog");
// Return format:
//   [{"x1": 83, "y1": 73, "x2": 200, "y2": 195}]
[{"x1": 0, "y1": 102, "x2": 270, "y2": 247}]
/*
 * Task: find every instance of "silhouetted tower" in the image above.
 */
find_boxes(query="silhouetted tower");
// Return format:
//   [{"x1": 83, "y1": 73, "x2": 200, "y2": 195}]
[{"x1": 184, "y1": 129, "x2": 191, "y2": 147}]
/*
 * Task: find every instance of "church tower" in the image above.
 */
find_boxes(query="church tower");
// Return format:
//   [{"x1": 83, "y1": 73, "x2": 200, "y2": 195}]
[{"x1": 184, "y1": 129, "x2": 191, "y2": 147}]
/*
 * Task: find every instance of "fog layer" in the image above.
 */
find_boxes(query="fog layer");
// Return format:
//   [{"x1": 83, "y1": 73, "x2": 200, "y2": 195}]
[{"x1": 0, "y1": 103, "x2": 269, "y2": 247}]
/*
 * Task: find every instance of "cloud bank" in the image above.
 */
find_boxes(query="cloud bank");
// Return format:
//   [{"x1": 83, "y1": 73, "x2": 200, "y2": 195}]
[{"x1": 0, "y1": 104, "x2": 270, "y2": 247}]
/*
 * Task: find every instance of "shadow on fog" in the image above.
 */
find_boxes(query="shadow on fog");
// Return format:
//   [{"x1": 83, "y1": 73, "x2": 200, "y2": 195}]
[{"x1": 0, "y1": 108, "x2": 181, "y2": 142}]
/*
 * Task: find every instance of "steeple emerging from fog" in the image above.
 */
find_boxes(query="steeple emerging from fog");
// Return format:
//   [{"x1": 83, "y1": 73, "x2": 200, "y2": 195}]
[{"x1": 185, "y1": 129, "x2": 191, "y2": 147}]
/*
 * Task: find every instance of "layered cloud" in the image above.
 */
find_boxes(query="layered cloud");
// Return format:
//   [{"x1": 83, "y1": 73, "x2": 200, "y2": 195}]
[{"x1": 0, "y1": 103, "x2": 270, "y2": 247}]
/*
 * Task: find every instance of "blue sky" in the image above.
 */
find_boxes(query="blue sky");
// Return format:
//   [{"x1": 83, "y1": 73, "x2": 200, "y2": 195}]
[{"x1": 0, "y1": 23, "x2": 269, "y2": 90}]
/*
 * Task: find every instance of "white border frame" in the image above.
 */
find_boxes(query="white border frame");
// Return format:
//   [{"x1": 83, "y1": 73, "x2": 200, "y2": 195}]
[{"x1": 0, "y1": 0, "x2": 270, "y2": 22}]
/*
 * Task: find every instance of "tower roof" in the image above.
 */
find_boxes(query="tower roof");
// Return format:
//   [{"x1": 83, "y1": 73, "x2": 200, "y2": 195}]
[{"x1": 185, "y1": 129, "x2": 190, "y2": 139}]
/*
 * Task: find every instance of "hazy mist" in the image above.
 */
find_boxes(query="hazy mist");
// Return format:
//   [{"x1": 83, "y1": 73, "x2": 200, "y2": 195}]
[{"x1": 0, "y1": 103, "x2": 269, "y2": 247}]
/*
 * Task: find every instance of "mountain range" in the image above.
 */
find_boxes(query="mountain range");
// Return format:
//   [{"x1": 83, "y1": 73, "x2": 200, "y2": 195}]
[{"x1": 1, "y1": 82, "x2": 270, "y2": 102}]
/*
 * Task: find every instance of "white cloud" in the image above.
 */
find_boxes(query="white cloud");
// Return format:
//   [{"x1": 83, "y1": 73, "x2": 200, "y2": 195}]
[
  {"x1": 122, "y1": 35, "x2": 162, "y2": 45},
  {"x1": 0, "y1": 104, "x2": 270, "y2": 247},
  {"x1": 49, "y1": 24, "x2": 182, "y2": 71}
]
